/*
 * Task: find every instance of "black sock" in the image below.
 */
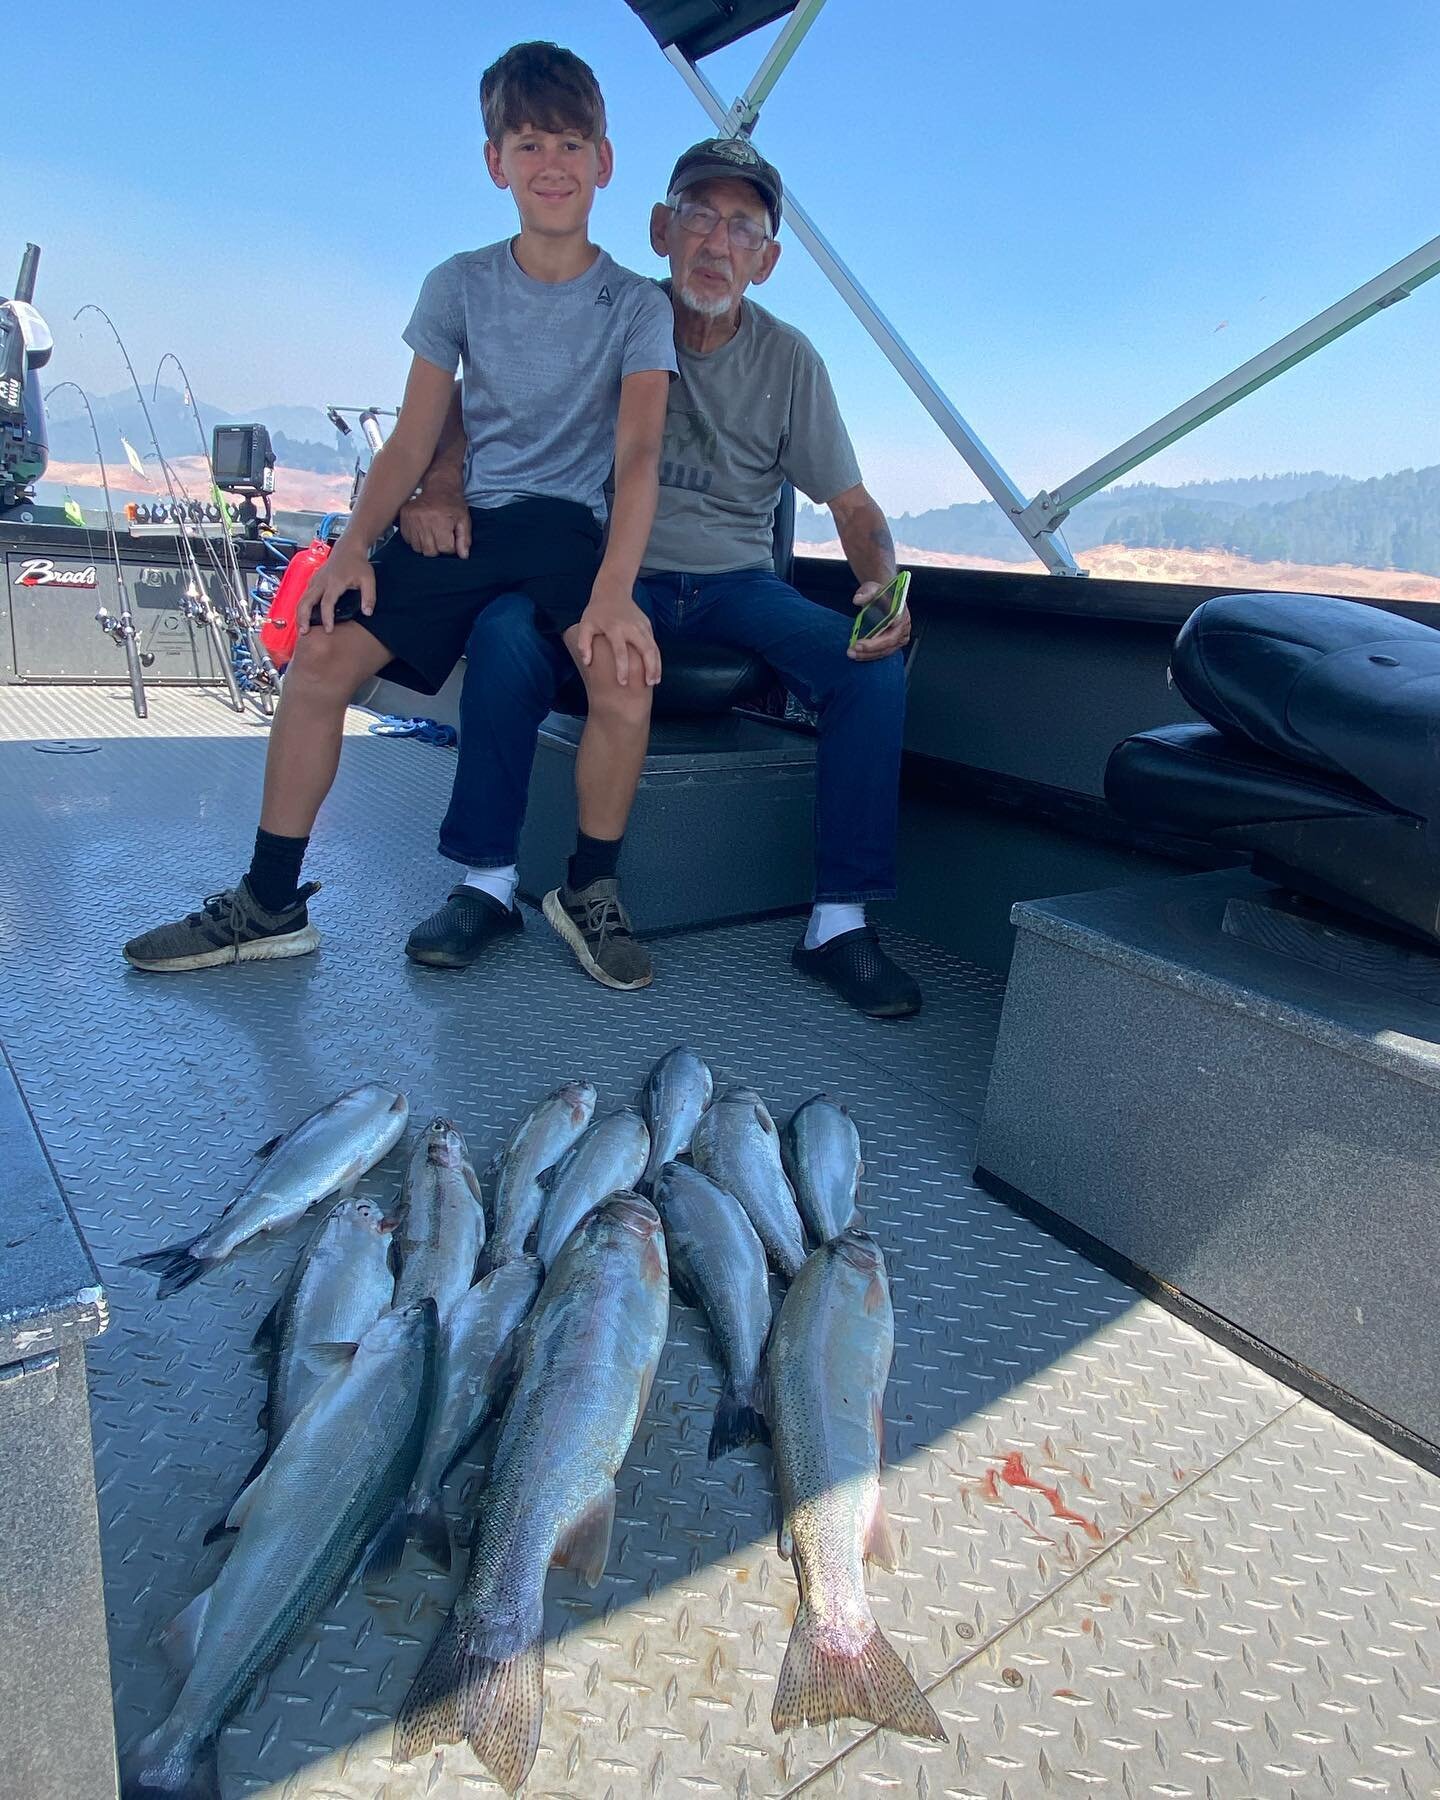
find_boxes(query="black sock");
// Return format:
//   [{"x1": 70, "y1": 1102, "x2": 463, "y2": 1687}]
[
  {"x1": 567, "y1": 831, "x2": 622, "y2": 893},
  {"x1": 247, "y1": 828, "x2": 309, "y2": 913}
]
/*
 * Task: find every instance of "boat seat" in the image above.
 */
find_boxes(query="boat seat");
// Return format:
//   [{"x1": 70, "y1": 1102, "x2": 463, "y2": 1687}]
[
  {"x1": 551, "y1": 482, "x2": 796, "y2": 721},
  {"x1": 1106, "y1": 592, "x2": 1440, "y2": 947}
]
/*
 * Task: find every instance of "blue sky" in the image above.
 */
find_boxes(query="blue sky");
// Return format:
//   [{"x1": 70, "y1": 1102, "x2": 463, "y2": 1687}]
[{"x1": 16, "y1": 0, "x2": 1440, "y2": 513}]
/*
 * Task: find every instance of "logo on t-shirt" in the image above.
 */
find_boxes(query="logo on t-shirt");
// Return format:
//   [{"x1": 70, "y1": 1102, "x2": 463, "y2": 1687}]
[{"x1": 595, "y1": 284, "x2": 613, "y2": 307}]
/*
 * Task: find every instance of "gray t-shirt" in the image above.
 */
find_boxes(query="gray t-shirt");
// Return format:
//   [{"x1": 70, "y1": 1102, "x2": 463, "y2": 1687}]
[
  {"x1": 404, "y1": 242, "x2": 676, "y2": 521},
  {"x1": 644, "y1": 285, "x2": 862, "y2": 574}
]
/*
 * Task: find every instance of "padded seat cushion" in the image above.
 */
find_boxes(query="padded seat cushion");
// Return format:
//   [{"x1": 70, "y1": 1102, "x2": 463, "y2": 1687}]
[
  {"x1": 555, "y1": 638, "x2": 775, "y2": 721},
  {"x1": 1171, "y1": 592, "x2": 1440, "y2": 819}
]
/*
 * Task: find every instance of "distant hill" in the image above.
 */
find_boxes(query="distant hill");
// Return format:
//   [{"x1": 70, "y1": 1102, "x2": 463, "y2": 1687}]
[
  {"x1": 796, "y1": 467, "x2": 1440, "y2": 577},
  {"x1": 44, "y1": 386, "x2": 352, "y2": 476}
]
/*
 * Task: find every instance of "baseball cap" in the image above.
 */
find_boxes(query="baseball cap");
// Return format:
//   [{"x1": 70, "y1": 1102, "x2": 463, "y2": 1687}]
[{"x1": 666, "y1": 137, "x2": 783, "y2": 234}]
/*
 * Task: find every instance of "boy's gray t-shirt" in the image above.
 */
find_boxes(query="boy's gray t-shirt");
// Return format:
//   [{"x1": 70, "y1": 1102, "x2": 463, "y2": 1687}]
[
  {"x1": 645, "y1": 286, "x2": 861, "y2": 575},
  {"x1": 404, "y1": 242, "x2": 676, "y2": 521}
]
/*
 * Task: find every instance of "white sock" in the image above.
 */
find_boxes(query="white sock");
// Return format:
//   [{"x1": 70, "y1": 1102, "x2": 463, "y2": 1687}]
[
  {"x1": 463, "y1": 864, "x2": 517, "y2": 910},
  {"x1": 805, "y1": 902, "x2": 865, "y2": 950}
]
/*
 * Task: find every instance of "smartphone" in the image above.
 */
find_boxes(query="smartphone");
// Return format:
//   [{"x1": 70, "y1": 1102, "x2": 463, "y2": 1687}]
[{"x1": 849, "y1": 569, "x2": 910, "y2": 648}]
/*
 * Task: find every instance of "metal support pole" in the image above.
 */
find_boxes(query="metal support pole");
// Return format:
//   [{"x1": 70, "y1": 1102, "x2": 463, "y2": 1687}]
[
  {"x1": 722, "y1": 0, "x2": 830, "y2": 136},
  {"x1": 1021, "y1": 233, "x2": 1440, "y2": 538},
  {"x1": 662, "y1": 46, "x2": 1081, "y2": 574}
]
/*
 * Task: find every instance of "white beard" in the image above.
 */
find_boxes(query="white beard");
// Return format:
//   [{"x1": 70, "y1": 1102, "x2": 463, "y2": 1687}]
[{"x1": 677, "y1": 279, "x2": 735, "y2": 319}]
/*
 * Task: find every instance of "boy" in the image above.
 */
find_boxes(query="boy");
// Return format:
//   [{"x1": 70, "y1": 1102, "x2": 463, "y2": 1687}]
[{"x1": 123, "y1": 41, "x2": 673, "y2": 986}]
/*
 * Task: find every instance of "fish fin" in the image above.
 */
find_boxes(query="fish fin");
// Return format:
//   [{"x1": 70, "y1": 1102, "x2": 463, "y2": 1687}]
[
  {"x1": 389, "y1": 1091, "x2": 409, "y2": 1114},
  {"x1": 866, "y1": 1496, "x2": 898, "y2": 1571},
  {"x1": 756, "y1": 1104, "x2": 776, "y2": 1136},
  {"x1": 667, "y1": 1259, "x2": 700, "y2": 1309},
  {"x1": 408, "y1": 1496, "x2": 452, "y2": 1573},
  {"x1": 304, "y1": 1340, "x2": 360, "y2": 1368},
  {"x1": 360, "y1": 1498, "x2": 411, "y2": 1586},
  {"x1": 223, "y1": 1464, "x2": 272, "y2": 1536},
  {"x1": 772, "y1": 1600, "x2": 946, "y2": 1741},
  {"x1": 873, "y1": 1394, "x2": 887, "y2": 1468},
  {"x1": 248, "y1": 1296, "x2": 282, "y2": 1353},
  {"x1": 394, "y1": 1605, "x2": 544, "y2": 1794},
  {"x1": 861, "y1": 1270, "x2": 888, "y2": 1316},
  {"x1": 255, "y1": 1400, "x2": 270, "y2": 1434},
  {"x1": 707, "y1": 1378, "x2": 769, "y2": 1461},
  {"x1": 252, "y1": 1130, "x2": 286, "y2": 1160},
  {"x1": 122, "y1": 1237, "x2": 206, "y2": 1299},
  {"x1": 553, "y1": 1487, "x2": 616, "y2": 1587},
  {"x1": 463, "y1": 1159, "x2": 486, "y2": 1210},
  {"x1": 120, "y1": 1728, "x2": 222, "y2": 1800},
  {"x1": 161, "y1": 1585, "x2": 214, "y2": 1673},
  {"x1": 204, "y1": 1440, "x2": 273, "y2": 1545},
  {"x1": 777, "y1": 1519, "x2": 794, "y2": 1560},
  {"x1": 534, "y1": 1160, "x2": 559, "y2": 1192}
]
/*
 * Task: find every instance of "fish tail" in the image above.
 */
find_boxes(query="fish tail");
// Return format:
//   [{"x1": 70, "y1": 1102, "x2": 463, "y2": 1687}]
[
  {"x1": 772, "y1": 1600, "x2": 946, "y2": 1742},
  {"x1": 119, "y1": 1726, "x2": 221, "y2": 1800},
  {"x1": 707, "y1": 1376, "x2": 768, "y2": 1461},
  {"x1": 396, "y1": 1607, "x2": 544, "y2": 1795},
  {"x1": 409, "y1": 1494, "x2": 453, "y2": 1572},
  {"x1": 122, "y1": 1238, "x2": 206, "y2": 1299}
]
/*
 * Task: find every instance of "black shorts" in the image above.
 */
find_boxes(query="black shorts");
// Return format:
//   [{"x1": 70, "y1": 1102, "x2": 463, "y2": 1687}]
[{"x1": 334, "y1": 496, "x2": 602, "y2": 695}]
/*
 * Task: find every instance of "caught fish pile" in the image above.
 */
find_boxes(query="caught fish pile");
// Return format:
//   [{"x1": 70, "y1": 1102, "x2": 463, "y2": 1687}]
[{"x1": 121, "y1": 1051, "x2": 942, "y2": 1799}]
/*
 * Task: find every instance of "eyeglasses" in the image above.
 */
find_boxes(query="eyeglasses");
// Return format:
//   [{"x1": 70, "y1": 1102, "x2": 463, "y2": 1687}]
[{"x1": 670, "y1": 198, "x2": 771, "y2": 252}]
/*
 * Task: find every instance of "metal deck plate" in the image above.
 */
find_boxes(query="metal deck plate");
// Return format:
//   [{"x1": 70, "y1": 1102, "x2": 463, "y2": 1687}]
[{"x1": 1, "y1": 686, "x2": 1436, "y2": 1799}]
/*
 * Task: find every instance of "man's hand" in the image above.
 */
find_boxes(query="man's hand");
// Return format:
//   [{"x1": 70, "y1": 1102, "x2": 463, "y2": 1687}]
[
  {"x1": 848, "y1": 578, "x2": 912, "y2": 661},
  {"x1": 297, "y1": 542, "x2": 374, "y2": 636},
  {"x1": 575, "y1": 582, "x2": 662, "y2": 688},
  {"x1": 399, "y1": 483, "x2": 471, "y2": 559}
]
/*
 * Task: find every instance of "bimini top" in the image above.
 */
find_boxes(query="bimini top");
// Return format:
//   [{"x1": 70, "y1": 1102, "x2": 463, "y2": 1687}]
[{"x1": 622, "y1": 0, "x2": 800, "y2": 59}]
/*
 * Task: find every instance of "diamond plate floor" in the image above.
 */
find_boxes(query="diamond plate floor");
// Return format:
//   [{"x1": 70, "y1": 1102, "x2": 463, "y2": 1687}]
[{"x1": 1, "y1": 686, "x2": 1436, "y2": 1800}]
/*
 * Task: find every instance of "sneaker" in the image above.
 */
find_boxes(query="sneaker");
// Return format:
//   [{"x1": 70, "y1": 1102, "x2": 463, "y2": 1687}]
[
  {"x1": 791, "y1": 925, "x2": 921, "y2": 1018},
  {"x1": 405, "y1": 885, "x2": 523, "y2": 969},
  {"x1": 542, "y1": 877, "x2": 653, "y2": 991},
  {"x1": 123, "y1": 878, "x2": 321, "y2": 973}
]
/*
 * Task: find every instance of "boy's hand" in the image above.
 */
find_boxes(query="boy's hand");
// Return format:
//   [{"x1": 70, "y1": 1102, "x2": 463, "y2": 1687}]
[
  {"x1": 399, "y1": 483, "x2": 471, "y2": 559},
  {"x1": 575, "y1": 584, "x2": 662, "y2": 688},
  {"x1": 298, "y1": 542, "x2": 375, "y2": 636},
  {"x1": 848, "y1": 578, "x2": 912, "y2": 662}
]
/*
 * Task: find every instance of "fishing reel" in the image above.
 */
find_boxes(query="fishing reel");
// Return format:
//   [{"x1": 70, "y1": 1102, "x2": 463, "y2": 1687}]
[{"x1": 94, "y1": 603, "x2": 155, "y2": 665}]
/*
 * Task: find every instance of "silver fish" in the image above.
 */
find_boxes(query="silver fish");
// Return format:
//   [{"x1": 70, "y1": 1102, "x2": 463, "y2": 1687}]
[
  {"x1": 396, "y1": 1194, "x2": 669, "y2": 1794},
  {"x1": 489, "y1": 1080, "x2": 597, "y2": 1264},
  {"x1": 407, "y1": 1255, "x2": 545, "y2": 1570},
  {"x1": 120, "y1": 1301, "x2": 438, "y2": 1800},
  {"x1": 394, "y1": 1118, "x2": 486, "y2": 1323},
  {"x1": 124, "y1": 1083, "x2": 409, "y2": 1298},
  {"x1": 533, "y1": 1108, "x2": 650, "y2": 1271},
  {"x1": 781, "y1": 1095, "x2": 863, "y2": 1243},
  {"x1": 653, "y1": 1161, "x2": 771, "y2": 1459},
  {"x1": 766, "y1": 1230, "x2": 945, "y2": 1743},
  {"x1": 691, "y1": 1095, "x2": 806, "y2": 1279},
  {"x1": 638, "y1": 1046, "x2": 712, "y2": 1191},
  {"x1": 204, "y1": 1196, "x2": 396, "y2": 1543}
]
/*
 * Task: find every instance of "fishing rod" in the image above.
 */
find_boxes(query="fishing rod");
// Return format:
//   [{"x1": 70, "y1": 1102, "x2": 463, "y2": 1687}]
[
  {"x1": 73, "y1": 303, "x2": 246, "y2": 713},
  {"x1": 153, "y1": 352, "x2": 280, "y2": 716},
  {"x1": 44, "y1": 380, "x2": 151, "y2": 719},
  {"x1": 327, "y1": 404, "x2": 395, "y2": 508}
]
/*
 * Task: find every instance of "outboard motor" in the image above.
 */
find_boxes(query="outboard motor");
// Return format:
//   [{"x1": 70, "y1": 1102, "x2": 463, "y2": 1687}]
[{"x1": 0, "y1": 242, "x2": 54, "y2": 513}]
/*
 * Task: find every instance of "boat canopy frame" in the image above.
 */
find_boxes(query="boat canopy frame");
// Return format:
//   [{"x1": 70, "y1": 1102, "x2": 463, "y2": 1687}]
[{"x1": 626, "y1": 0, "x2": 1440, "y2": 574}]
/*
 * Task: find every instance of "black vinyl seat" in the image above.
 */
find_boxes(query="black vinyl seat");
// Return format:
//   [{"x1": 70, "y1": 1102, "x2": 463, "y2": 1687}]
[
  {"x1": 1106, "y1": 591, "x2": 1440, "y2": 947},
  {"x1": 553, "y1": 484, "x2": 795, "y2": 721}
]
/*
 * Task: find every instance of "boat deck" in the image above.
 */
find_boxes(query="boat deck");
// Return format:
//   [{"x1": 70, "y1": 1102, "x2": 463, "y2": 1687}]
[{"x1": 2, "y1": 684, "x2": 1437, "y2": 1800}]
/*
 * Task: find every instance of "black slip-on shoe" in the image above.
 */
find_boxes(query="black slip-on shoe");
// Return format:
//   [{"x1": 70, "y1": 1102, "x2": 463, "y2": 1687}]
[
  {"x1": 791, "y1": 925, "x2": 922, "y2": 1018},
  {"x1": 123, "y1": 878, "x2": 321, "y2": 973},
  {"x1": 405, "y1": 884, "x2": 523, "y2": 968}
]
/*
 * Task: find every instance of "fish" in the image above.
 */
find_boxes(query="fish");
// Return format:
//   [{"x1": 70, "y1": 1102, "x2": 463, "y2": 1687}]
[
  {"x1": 406, "y1": 1255, "x2": 545, "y2": 1570},
  {"x1": 690, "y1": 1094, "x2": 806, "y2": 1279},
  {"x1": 394, "y1": 1118, "x2": 486, "y2": 1323},
  {"x1": 653, "y1": 1161, "x2": 771, "y2": 1459},
  {"x1": 781, "y1": 1095, "x2": 863, "y2": 1243},
  {"x1": 533, "y1": 1108, "x2": 650, "y2": 1271},
  {"x1": 119, "y1": 1301, "x2": 438, "y2": 1800},
  {"x1": 123, "y1": 1083, "x2": 409, "y2": 1298},
  {"x1": 395, "y1": 1194, "x2": 669, "y2": 1794},
  {"x1": 765, "y1": 1229, "x2": 945, "y2": 1743},
  {"x1": 638, "y1": 1046, "x2": 712, "y2": 1191},
  {"x1": 489, "y1": 1080, "x2": 597, "y2": 1265},
  {"x1": 204, "y1": 1196, "x2": 396, "y2": 1543}
]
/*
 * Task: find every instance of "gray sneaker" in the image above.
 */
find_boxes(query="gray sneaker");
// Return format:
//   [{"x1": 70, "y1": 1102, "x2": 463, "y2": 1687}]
[
  {"x1": 542, "y1": 877, "x2": 653, "y2": 991},
  {"x1": 123, "y1": 877, "x2": 321, "y2": 973}
]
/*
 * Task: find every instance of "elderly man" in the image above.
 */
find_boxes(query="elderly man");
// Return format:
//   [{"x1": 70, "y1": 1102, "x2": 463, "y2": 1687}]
[{"x1": 402, "y1": 137, "x2": 920, "y2": 1017}]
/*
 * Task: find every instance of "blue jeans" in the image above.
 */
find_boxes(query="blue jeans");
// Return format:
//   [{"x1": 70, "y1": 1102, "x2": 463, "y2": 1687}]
[{"x1": 439, "y1": 568, "x2": 906, "y2": 903}]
